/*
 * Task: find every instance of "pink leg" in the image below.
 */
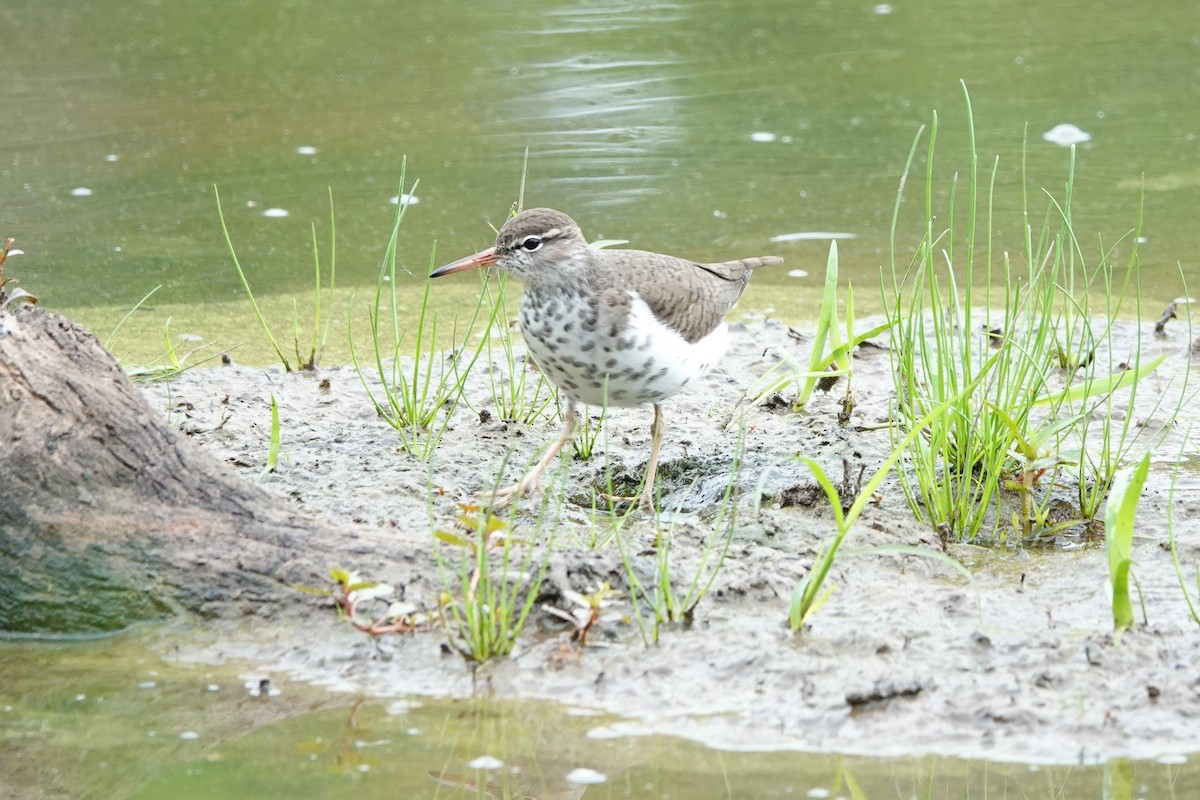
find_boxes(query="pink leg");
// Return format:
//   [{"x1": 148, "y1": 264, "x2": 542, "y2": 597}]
[
  {"x1": 490, "y1": 400, "x2": 578, "y2": 508},
  {"x1": 637, "y1": 403, "x2": 665, "y2": 511}
]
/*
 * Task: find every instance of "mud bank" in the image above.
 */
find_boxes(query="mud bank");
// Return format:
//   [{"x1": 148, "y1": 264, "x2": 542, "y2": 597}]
[{"x1": 141, "y1": 318, "x2": 1200, "y2": 764}]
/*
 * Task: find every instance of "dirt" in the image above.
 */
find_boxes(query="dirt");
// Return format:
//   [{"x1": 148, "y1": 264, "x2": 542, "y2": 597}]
[{"x1": 139, "y1": 316, "x2": 1200, "y2": 765}]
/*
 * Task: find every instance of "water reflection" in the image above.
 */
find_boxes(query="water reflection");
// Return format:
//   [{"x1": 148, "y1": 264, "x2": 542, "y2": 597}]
[
  {"x1": 1, "y1": 0, "x2": 1197, "y2": 355},
  {"x1": 490, "y1": 4, "x2": 693, "y2": 209},
  {"x1": 2, "y1": 632, "x2": 1197, "y2": 799}
]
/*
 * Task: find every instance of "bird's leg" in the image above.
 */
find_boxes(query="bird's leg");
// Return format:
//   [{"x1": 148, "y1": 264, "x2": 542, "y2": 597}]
[
  {"x1": 489, "y1": 400, "x2": 578, "y2": 508},
  {"x1": 637, "y1": 403, "x2": 666, "y2": 511}
]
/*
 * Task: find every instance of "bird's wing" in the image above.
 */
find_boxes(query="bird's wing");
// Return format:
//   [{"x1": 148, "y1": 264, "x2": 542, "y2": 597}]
[{"x1": 606, "y1": 250, "x2": 782, "y2": 344}]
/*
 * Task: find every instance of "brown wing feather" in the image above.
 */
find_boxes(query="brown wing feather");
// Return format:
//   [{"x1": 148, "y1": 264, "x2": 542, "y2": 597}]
[{"x1": 598, "y1": 250, "x2": 783, "y2": 344}]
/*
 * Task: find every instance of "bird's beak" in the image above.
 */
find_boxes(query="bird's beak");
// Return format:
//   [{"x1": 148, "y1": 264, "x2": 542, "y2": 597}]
[{"x1": 430, "y1": 247, "x2": 498, "y2": 278}]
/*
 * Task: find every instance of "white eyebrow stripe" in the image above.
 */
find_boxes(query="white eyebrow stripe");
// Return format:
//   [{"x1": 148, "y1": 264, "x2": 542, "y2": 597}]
[{"x1": 543, "y1": 227, "x2": 562, "y2": 239}]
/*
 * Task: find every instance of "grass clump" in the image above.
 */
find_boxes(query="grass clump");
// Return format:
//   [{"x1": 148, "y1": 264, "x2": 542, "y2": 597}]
[
  {"x1": 435, "y1": 502, "x2": 552, "y2": 666},
  {"x1": 479, "y1": 271, "x2": 558, "y2": 425},
  {"x1": 617, "y1": 434, "x2": 743, "y2": 644},
  {"x1": 789, "y1": 390, "x2": 971, "y2": 633},
  {"x1": 884, "y1": 83, "x2": 1176, "y2": 544},
  {"x1": 349, "y1": 164, "x2": 489, "y2": 460},
  {"x1": 747, "y1": 242, "x2": 889, "y2": 418},
  {"x1": 215, "y1": 186, "x2": 337, "y2": 371}
]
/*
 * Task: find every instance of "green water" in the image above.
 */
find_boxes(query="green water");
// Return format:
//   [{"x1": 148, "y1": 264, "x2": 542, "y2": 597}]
[
  {"x1": 1, "y1": 631, "x2": 1195, "y2": 799},
  {"x1": 3, "y1": 0, "x2": 1198, "y2": 363}
]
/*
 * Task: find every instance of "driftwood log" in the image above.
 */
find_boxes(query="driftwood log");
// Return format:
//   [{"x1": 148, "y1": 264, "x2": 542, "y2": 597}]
[{"x1": 0, "y1": 304, "x2": 375, "y2": 634}]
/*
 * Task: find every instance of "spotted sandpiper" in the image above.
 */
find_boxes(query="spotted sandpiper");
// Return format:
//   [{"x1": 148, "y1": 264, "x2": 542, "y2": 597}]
[{"x1": 431, "y1": 208, "x2": 782, "y2": 509}]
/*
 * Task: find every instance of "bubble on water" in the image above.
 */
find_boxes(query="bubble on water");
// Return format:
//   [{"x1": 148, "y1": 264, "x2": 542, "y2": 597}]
[
  {"x1": 137, "y1": 681, "x2": 156, "y2": 689},
  {"x1": 1042, "y1": 123, "x2": 1091, "y2": 146},
  {"x1": 105, "y1": 154, "x2": 119, "y2": 162},
  {"x1": 874, "y1": 4, "x2": 893, "y2": 14},
  {"x1": 70, "y1": 187, "x2": 93, "y2": 197},
  {"x1": 750, "y1": 131, "x2": 776, "y2": 142},
  {"x1": 389, "y1": 193, "x2": 420, "y2": 205},
  {"x1": 179, "y1": 731, "x2": 200, "y2": 740},
  {"x1": 468, "y1": 755, "x2": 504, "y2": 770},
  {"x1": 566, "y1": 768, "x2": 607, "y2": 785},
  {"x1": 262, "y1": 208, "x2": 289, "y2": 218},
  {"x1": 787, "y1": 269, "x2": 809, "y2": 278},
  {"x1": 296, "y1": 146, "x2": 318, "y2": 155}
]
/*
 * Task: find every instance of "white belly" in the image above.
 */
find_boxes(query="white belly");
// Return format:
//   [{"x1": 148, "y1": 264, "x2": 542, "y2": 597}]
[{"x1": 519, "y1": 290, "x2": 728, "y2": 408}]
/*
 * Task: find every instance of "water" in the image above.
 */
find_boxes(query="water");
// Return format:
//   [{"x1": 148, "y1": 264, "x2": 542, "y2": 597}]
[
  {"x1": 3, "y1": 1, "x2": 1200, "y2": 793},
  {"x1": 1, "y1": 631, "x2": 1195, "y2": 799},
  {"x1": 3, "y1": 1, "x2": 1198, "y2": 363}
]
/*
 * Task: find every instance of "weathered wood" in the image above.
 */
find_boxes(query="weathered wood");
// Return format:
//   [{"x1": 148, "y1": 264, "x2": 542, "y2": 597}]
[{"x1": 0, "y1": 304, "x2": 357, "y2": 633}]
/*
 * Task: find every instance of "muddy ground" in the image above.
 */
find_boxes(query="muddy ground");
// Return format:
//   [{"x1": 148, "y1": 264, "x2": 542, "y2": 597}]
[{"x1": 140, "y1": 316, "x2": 1200, "y2": 765}]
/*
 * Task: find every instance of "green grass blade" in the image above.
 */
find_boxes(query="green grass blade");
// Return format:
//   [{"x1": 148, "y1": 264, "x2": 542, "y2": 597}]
[
  {"x1": 213, "y1": 185, "x2": 291, "y2": 370},
  {"x1": 1104, "y1": 452, "x2": 1149, "y2": 631}
]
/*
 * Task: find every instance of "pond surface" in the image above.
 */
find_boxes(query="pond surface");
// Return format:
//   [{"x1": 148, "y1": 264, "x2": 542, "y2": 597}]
[
  {"x1": 3, "y1": 0, "x2": 1199, "y2": 363},
  {"x1": 1, "y1": 630, "x2": 1195, "y2": 799}
]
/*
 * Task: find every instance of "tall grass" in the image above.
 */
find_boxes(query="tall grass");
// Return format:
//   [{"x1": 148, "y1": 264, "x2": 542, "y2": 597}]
[
  {"x1": 884, "y1": 83, "x2": 1175, "y2": 543},
  {"x1": 214, "y1": 186, "x2": 336, "y2": 371},
  {"x1": 349, "y1": 163, "x2": 489, "y2": 460}
]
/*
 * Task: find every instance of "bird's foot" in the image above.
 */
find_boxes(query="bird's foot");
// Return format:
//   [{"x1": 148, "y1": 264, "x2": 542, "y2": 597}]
[
  {"x1": 599, "y1": 490, "x2": 657, "y2": 513},
  {"x1": 484, "y1": 472, "x2": 544, "y2": 510}
]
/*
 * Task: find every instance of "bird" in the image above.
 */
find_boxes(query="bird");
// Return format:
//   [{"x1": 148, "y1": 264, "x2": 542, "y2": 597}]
[{"x1": 431, "y1": 208, "x2": 782, "y2": 510}]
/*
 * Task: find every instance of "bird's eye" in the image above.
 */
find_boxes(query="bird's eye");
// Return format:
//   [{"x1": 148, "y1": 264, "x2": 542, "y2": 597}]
[{"x1": 520, "y1": 235, "x2": 543, "y2": 252}]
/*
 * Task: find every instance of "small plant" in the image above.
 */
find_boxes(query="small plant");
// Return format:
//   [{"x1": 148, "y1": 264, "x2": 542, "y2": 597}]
[
  {"x1": 479, "y1": 271, "x2": 559, "y2": 425},
  {"x1": 570, "y1": 403, "x2": 607, "y2": 461},
  {"x1": 1104, "y1": 453, "x2": 1149, "y2": 633},
  {"x1": 995, "y1": 408, "x2": 1084, "y2": 540},
  {"x1": 299, "y1": 568, "x2": 433, "y2": 636},
  {"x1": 261, "y1": 394, "x2": 281, "y2": 478},
  {"x1": 214, "y1": 186, "x2": 337, "y2": 371},
  {"x1": 618, "y1": 433, "x2": 743, "y2": 644},
  {"x1": 105, "y1": 284, "x2": 161, "y2": 351},
  {"x1": 543, "y1": 582, "x2": 619, "y2": 647},
  {"x1": 459, "y1": 151, "x2": 559, "y2": 427},
  {"x1": 349, "y1": 164, "x2": 490, "y2": 460},
  {"x1": 122, "y1": 316, "x2": 226, "y2": 382},
  {"x1": 435, "y1": 503, "x2": 551, "y2": 665},
  {"x1": 746, "y1": 242, "x2": 890, "y2": 416},
  {"x1": 0, "y1": 236, "x2": 37, "y2": 310},
  {"x1": 789, "y1": 398, "x2": 969, "y2": 633}
]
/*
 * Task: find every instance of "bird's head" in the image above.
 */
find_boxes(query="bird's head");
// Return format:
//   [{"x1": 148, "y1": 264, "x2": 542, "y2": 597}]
[{"x1": 431, "y1": 208, "x2": 589, "y2": 284}]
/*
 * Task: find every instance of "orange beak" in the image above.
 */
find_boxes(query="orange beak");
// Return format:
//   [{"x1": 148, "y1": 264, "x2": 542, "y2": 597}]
[{"x1": 430, "y1": 246, "x2": 499, "y2": 277}]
